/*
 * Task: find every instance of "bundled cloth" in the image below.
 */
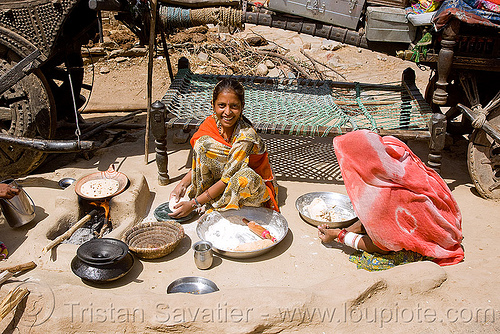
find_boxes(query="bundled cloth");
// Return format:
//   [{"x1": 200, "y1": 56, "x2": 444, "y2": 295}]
[
  {"x1": 333, "y1": 130, "x2": 464, "y2": 266},
  {"x1": 433, "y1": 0, "x2": 500, "y2": 29}
]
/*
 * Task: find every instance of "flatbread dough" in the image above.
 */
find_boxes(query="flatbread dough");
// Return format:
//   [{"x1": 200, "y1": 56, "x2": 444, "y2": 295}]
[
  {"x1": 232, "y1": 239, "x2": 274, "y2": 252},
  {"x1": 80, "y1": 179, "x2": 120, "y2": 198},
  {"x1": 169, "y1": 197, "x2": 180, "y2": 212},
  {"x1": 305, "y1": 197, "x2": 337, "y2": 222}
]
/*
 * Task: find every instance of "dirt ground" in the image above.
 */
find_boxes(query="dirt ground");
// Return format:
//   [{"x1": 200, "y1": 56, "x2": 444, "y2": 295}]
[{"x1": 0, "y1": 23, "x2": 498, "y2": 333}]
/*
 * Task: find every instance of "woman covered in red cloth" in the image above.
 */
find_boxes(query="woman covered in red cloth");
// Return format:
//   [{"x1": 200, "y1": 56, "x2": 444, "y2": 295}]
[
  {"x1": 318, "y1": 130, "x2": 464, "y2": 270},
  {"x1": 168, "y1": 79, "x2": 278, "y2": 218}
]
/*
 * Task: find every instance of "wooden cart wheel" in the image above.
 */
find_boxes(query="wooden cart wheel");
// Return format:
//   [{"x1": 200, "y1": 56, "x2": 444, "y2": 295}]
[
  {"x1": 0, "y1": 36, "x2": 56, "y2": 178},
  {"x1": 468, "y1": 108, "x2": 500, "y2": 199}
]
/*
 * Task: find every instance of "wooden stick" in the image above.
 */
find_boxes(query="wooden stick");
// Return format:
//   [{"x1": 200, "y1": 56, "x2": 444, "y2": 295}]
[
  {"x1": 0, "y1": 261, "x2": 36, "y2": 274},
  {"x1": 0, "y1": 271, "x2": 13, "y2": 286},
  {"x1": 0, "y1": 287, "x2": 29, "y2": 321},
  {"x1": 145, "y1": 0, "x2": 158, "y2": 164},
  {"x1": 42, "y1": 210, "x2": 97, "y2": 253},
  {"x1": 81, "y1": 110, "x2": 144, "y2": 140}
]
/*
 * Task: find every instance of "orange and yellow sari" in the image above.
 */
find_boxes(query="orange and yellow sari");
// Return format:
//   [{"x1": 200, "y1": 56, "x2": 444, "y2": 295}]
[{"x1": 189, "y1": 115, "x2": 279, "y2": 211}]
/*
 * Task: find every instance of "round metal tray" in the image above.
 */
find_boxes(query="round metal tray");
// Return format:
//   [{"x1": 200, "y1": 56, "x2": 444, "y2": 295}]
[
  {"x1": 295, "y1": 191, "x2": 357, "y2": 228},
  {"x1": 196, "y1": 207, "x2": 288, "y2": 259},
  {"x1": 74, "y1": 164, "x2": 129, "y2": 201},
  {"x1": 167, "y1": 277, "x2": 219, "y2": 294}
]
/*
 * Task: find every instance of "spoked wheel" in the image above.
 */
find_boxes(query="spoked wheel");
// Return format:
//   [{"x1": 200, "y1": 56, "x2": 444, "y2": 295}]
[
  {"x1": 467, "y1": 105, "x2": 500, "y2": 199},
  {"x1": 0, "y1": 43, "x2": 56, "y2": 179}
]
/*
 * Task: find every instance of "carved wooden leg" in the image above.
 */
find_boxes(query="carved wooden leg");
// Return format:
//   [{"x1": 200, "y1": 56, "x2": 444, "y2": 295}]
[
  {"x1": 400, "y1": 68, "x2": 415, "y2": 129},
  {"x1": 432, "y1": 19, "x2": 460, "y2": 105},
  {"x1": 428, "y1": 113, "x2": 447, "y2": 174},
  {"x1": 150, "y1": 100, "x2": 170, "y2": 185}
]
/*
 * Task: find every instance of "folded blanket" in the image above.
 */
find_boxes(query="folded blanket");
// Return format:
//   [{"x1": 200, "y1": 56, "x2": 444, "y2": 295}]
[{"x1": 333, "y1": 130, "x2": 464, "y2": 266}]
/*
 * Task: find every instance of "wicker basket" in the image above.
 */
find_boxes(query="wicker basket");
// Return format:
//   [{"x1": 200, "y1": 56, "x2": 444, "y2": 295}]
[{"x1": 122, "y1": 221, "x2": 184, "y2": 259}]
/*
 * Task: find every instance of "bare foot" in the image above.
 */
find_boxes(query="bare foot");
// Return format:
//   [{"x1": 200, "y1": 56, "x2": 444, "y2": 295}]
[{"x1": 318, "y1": 224, "x2": 340, "y2": 243}]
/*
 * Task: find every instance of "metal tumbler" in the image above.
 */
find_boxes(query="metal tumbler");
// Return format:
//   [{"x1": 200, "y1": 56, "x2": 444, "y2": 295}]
[{"x1": 193, "y1": 241, "x2": 213, "y2": 270}]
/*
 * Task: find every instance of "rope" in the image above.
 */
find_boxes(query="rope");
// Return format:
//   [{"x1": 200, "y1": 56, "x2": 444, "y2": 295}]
[
  {"x1": 354, "y1": 83, "x2": 377, "y2": 131},
  {"x1": 159, "y1": 6, "x2": 242, "y2": 30},
  {"x1": 460, "y1": 72, "x2": 500, "y2": 129},
  {"x1": 159, "y1": 6, "x2": 191, "y2": 29}
]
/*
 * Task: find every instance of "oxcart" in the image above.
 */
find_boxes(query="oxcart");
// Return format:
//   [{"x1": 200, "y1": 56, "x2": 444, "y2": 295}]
[{"x1": 0, "y1": 0, "x2": 498, "y2": 198}]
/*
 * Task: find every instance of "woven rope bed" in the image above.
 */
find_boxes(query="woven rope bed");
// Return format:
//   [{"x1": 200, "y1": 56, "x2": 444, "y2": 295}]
[
  {"x1": 152, "y1": 58, "x2": 442, "y2": 185},
  {"x1": 161, "y1": 64, "x2": 433, "y2": 137}
]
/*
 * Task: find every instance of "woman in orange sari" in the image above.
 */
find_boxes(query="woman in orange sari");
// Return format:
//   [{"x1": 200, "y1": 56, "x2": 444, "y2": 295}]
[{"x1": 168, "y1": 79, "x2": 278, "y2": 218}]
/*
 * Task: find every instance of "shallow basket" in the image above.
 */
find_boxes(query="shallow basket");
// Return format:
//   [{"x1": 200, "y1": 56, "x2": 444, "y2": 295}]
[{"x1": 122, "y1": 221, "x2": 184, "y2": 259}]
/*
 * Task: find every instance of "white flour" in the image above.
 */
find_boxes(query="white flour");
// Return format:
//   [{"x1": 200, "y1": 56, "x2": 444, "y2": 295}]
[{"x1": 204, "y1": 215, "x2": 281, "y2": 251}]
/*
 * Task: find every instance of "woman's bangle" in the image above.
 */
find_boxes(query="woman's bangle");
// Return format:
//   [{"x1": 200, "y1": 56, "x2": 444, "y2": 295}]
[
  {"x1": 337, "y1": 229, "x2": 348, "y2": 243},
  {"x1": 205, "y1": 189, "x2": 213, "y2": 201},
  {"x1": 193, "y1": 197, "x2": 202, "y2": 208}
]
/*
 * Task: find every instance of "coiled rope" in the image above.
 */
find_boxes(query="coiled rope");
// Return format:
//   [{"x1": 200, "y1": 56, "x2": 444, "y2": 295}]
[{"x1": 159, "y1": 5, "x2": 243, "y2": 30}]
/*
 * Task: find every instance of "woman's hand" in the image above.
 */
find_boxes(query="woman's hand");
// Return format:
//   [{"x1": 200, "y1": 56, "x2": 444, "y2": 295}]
[
  {"x1": 169, "y1": 184, "x2": 187, "y2": 203},
  {"x1": 317, "y1": 224, "x2": 340, "y2": 243},
  {"x1": 0, "y1": 184, "x2": 20, "y2": 199},
  {"x1": 168, "y1": 200, "x2": 194, "y2": 219}
]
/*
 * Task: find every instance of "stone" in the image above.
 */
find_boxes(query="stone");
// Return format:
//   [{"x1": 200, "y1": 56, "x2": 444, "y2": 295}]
[
  {"x1": 321, "y1": 41, "x2": 344, "y2": 51},
  {"x1": 100, "y1": 66, "x2": 110, "y2": 74},
  {"x1": 258, "y1": 44, "x2": 278, "y2": 52},
  {"x1": 267, "y1": 68, "x2": 281, "y2": 77},
  {"x1": 287, "y1": 72, "x2": 296, "y2": 79},
  {"x1": 197, "y1": 52, "x2": 209, "y2": 62},
  {"x1": 212, "y1": 52, "x2": 231, "y2": 66},
  {"x1": 264, "y1": 60, "x2": 275, "y2": 69},
  {"x1": 246, "y1": 36, "x2": 267, "y2": 46},
  {"x1": 302, "y1": 42, "x2": 311, "y2": 50},
  {"x1": 327, "y1": 56, "x2": 341, "y2": 67},
  {"x1": 255, "y1": 63, "x2": 268, "y2": 76},
  {"x1": 114, "y1": 57, "x2": 128, "y2": 63}
]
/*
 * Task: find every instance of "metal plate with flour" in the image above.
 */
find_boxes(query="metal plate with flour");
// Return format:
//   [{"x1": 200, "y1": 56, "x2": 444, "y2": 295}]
[
  {"x1": 295, "y1": 192, "x2": 357, "y2": 228},
  {"x1": 196, "y1": 207, "x2": 288, "y2": 259}
]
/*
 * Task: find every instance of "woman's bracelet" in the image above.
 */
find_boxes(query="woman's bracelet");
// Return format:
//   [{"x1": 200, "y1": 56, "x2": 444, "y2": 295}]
[
  {"x1": 343, "y1": 232, "x2": 363, "y2": 250},
  {"x1": 192, "y1": 197, "x2": 202, "y2": 208},
  {"x1": 205, "y1": 189, "x2": 214, "y2": 201},
  {"x1": 337, "y1": 229, "x2": 348, "y2": 243}
]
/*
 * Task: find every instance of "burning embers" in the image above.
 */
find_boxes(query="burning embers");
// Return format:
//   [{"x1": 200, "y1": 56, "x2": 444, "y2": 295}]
[
  {"x1": 89, "y1": 200, "x2": 111, "y2": 238},
  {"x1": 62, "y1": 199, "x2": 114, "y2": 245}
]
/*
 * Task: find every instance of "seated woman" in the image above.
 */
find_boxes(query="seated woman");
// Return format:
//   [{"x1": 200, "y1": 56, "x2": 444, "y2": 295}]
[
  {"x1": 318, "y1": 130, "x2": 464, "y2": 271},
  {"x1": 168, "y1": 78, "x2": 278, "y2": 218}
]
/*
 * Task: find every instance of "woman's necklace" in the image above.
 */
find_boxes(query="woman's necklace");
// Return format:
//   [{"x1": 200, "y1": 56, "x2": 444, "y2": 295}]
[{"x1": 213, "y1": 114, "x2": 240, "y2": 143}]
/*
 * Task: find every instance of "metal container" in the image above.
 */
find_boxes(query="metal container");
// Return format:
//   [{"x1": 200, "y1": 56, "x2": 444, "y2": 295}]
[
  {"x1": 268, "y1": 0, "x2": 365, "y2": 30},
  {"x1": 167, "y1": 277, "x2": 219, "y2": 294},
  {"x1": 365, "y1": 7, "x2": 416, "y2": 43},
  {"x1": 295, "y1": 191, "x2": 357, "y2": 228},
  {"x1": 0, "y1": 180, "x2": 35, "y2": 228},
  {"x1": 71, "y1": 238, "x2": 135, "y2": 283},
  {"x1": 193, "y1": 241, "x2": 213, "y2": 270}
]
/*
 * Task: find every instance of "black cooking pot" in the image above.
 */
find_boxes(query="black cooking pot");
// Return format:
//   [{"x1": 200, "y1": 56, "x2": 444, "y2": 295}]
[{"x1": 71, "y1": 238, "x2": 134, "y2": 282}]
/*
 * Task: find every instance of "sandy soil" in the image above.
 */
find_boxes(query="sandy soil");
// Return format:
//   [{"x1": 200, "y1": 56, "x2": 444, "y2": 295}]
[{"x1": 0, "y1": 25, "x2": 498, "y2": 333}]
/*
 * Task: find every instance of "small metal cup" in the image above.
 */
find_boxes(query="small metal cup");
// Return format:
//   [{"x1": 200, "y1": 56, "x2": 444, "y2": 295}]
[{"x1": 193, "y1": 241, "x2": 213, "y2": 270}]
